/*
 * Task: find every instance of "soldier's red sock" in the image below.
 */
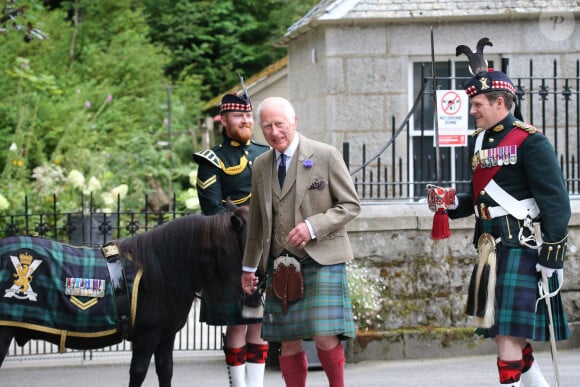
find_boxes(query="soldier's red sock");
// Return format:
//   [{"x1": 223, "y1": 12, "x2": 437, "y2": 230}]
[
  {"x1": 521, "y1": 343, "x2": 534, "y2": 373},
  {"x1": 246, "y1": 342, "x2": 268, "y2": 364},
  {"x1": 497, "y1": 357, "x2": 523, "y2": 384},
  {"x1": 224, "y1": 345, "x2": 247, "y2": 366}
]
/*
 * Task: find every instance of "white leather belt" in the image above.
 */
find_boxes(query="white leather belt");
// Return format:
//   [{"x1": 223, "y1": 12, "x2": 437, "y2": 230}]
[
  {"x1": 474, "y1": 197, "x2": 539, "y2": 220},
  {"x1": 474, "y1": 204, "x2": 508, "y2": 220}
]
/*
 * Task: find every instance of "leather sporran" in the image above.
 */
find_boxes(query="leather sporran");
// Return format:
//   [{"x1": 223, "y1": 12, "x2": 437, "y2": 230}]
[{"x1": 270, "y1": 256, "x2": 304, "y2": 314}]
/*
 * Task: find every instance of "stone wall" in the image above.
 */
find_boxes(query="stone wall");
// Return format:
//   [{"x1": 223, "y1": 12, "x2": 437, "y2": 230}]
[
  {"x1": 287, "y1": 17, "x2": 580, "y2": 170},
  {"x1": 345, "y1": 200, "x2": 580, "y2": 361}
]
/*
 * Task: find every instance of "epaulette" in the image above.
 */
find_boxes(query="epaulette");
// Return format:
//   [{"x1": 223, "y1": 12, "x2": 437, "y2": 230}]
[
  {"x1": 472, "y1": 127, "x2": 485, "y2": 137},
  {"x1": 513, "y1": 121, "x2": 537, "y2": 134},
  {"x1": 193, "y1": 149, "x2": 220, "y2": 169}
]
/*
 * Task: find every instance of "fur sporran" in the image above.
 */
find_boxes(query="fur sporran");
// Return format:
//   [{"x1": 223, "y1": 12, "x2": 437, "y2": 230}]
[
  {"x1": 241, "y1": 269, "x2": 267, "y2": 319},
  {"x1": 466, "y1": 233, "x2": 497, "y2": 328},
  {"x1": 270, "y1": 256, "x2": 304, "y2": 314}
]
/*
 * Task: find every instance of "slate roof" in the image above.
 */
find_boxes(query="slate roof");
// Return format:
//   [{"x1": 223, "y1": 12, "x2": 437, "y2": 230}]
[{"x1": 280, "y1": 0, "x2": 580, "y2": 44}]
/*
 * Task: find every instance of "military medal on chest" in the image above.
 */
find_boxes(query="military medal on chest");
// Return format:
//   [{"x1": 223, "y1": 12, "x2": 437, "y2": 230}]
[
  {"x1": 509, "y1": 145, "x2": 517, "y2": 164},
  {"x1": 474, "y1": 145, "x2": 518, "y2": 169}
]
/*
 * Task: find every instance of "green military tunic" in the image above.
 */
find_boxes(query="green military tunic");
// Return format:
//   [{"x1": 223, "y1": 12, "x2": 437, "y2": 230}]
[
  {"x1": 193, "y1": 137, "x2": 270, "y2": 215},
  {"x1": 448, "y1": 113, "x2": 570, "y2": 267},
  {"x1": 447, "y1": 113, "x2": 570, "y2": 341},
  {"x1": 192, "y1": 136, "x2": 269, "y2": 325}
]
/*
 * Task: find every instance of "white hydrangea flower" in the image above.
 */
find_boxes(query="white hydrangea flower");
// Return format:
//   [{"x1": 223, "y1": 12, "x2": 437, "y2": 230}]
[
  {"x1": 182, "y1": 188, "x2": 199, "y2": 210},
  {"x1": 86, "y1": 176, "x2": 102, "y2": 192},
  {"x1": 67, "y1": 169, "x2": 86, "y2": 189},
  {"x1": 0, "y1": 194, "x2": 9, "y2": 211},
  {"x1": 185, "y1": 196, "x2": 199, "y2": 210},
  {"x1": 101, "y1": 192, "x2": 114, "y2": 207},
  {"x1": 110, "y1": 184, "x2": 128, "y2": 199}
]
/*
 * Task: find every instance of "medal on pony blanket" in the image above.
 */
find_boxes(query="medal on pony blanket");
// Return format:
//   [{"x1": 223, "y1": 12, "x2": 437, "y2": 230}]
[{"x1": 426, "y1": 184, "x2": 456, "y2": 239}]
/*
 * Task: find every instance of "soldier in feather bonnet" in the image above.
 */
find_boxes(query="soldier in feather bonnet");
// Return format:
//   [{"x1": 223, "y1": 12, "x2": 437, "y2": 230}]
[
  {"x1": 438, "y1": 38, "x2": 570, "y2": 387},
  {"x1": 193, "y1": 74, "x2": 270, "y2": 387}
]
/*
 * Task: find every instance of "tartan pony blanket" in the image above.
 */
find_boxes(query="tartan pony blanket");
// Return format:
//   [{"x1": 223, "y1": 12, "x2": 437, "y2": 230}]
[{"x1": 0, "y1": 235, "x2": 137, "y2": 349}]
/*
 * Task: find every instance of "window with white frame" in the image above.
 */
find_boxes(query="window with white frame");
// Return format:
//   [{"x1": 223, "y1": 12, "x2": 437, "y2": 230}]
[{"x1": 409, "y1": 59, "x2": 494, "y2": 198}]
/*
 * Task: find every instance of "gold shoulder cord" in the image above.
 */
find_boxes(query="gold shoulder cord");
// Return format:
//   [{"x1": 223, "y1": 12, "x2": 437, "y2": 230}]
[
  {"x1": 219, "y1": 154, "x2": 248, "y2": 175},
  {"x1": 513, "y1": 121, "x2": 537, "y2": 134}
]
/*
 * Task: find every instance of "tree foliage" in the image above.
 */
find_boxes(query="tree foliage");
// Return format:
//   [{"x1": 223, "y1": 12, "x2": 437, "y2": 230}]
[
  {"x1": 0, "y1": 0, "x2": 203, "y2": 213},
  {"x1": 0, "y1": 0, "x2": 318, "y2": 214},
  {"x1": 141, "y1": 0, "x2": 319, "y2": 100}
]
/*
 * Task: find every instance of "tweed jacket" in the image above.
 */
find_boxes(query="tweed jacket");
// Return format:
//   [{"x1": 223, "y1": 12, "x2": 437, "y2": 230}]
[{"x1": 242, "y1": 134, "x2": 361, "y2": 271}]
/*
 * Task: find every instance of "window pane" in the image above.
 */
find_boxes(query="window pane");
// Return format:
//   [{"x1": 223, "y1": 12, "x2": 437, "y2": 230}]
[
  {"x1": 413, "y1": 61, "x2": 452, "y2": 132},
  {"x1": 411, "y1": 60, "x2": 495, "y2": 195},
  {"x1": 412, "y1": 137, "x2": 452, "y2": 197}
]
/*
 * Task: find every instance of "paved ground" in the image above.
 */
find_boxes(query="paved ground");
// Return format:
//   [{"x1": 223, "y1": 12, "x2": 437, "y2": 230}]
[{"x1": 1, "y1": 349, "x2": 578, "y2": 386}]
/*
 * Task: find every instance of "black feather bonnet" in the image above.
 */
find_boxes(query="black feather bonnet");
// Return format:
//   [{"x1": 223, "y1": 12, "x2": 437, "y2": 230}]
[{"x1": 456, "y1": 38, "x2": 516, "y2": 97}]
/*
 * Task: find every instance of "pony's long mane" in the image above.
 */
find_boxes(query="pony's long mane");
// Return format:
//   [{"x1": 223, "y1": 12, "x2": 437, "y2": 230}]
[{"x1": 116, "y1": 206, "x2": 249, "y2": 320}]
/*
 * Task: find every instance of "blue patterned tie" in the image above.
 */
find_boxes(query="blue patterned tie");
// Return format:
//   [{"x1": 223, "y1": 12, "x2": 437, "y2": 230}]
[{"x1": 278, "y1": 153, "x2": 286, "y2": 188}]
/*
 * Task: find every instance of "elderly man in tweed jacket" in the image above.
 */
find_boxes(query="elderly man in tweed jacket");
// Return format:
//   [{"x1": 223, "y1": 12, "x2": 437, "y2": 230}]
[{"x1": 241, "y1": 97, "x2": 360, "y2": 387}]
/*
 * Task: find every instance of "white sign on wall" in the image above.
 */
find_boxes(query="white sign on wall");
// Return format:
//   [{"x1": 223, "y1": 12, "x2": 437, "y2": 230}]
[{"x1": 435, "y1": 90, "x2": 469, "y2": 147}]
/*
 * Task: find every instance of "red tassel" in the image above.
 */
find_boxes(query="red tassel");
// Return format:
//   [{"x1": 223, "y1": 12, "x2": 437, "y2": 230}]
[{"x1": 431, "y1": 209, "x2": 451, "y2": 239}]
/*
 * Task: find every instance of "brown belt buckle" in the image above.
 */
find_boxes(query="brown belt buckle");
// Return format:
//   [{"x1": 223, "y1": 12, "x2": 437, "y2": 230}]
[{"x1": 478, "y1": 204, "x2": 491, "y2": 220}]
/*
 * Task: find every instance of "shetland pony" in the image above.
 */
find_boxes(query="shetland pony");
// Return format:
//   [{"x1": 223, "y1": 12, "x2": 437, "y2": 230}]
[{"x1": 0, "y1": 204, "x2": 249, "y2": 387}]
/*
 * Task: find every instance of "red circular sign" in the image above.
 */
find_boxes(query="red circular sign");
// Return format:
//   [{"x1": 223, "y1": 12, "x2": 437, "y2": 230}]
[{"x1": 440, "y1": 91, "x2": 462, "y2": 115}]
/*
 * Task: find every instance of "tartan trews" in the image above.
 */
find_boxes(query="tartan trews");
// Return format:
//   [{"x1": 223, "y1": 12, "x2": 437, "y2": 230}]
[{"x1": 262, "y1": 257, "x2": 355, "y2": 342}]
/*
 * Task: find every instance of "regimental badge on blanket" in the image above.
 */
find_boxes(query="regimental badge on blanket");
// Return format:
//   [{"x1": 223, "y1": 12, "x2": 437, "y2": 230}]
[{"x1": 4, "y1": 251, "x2": 43, "y2": 301}]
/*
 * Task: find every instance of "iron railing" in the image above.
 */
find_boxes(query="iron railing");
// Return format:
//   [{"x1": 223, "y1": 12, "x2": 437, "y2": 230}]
[
  {"x1": 1, "y1": 195, "x2": 226, "y2": 360},
  {"x1": 0, "y1": 194, "x2": 196, "y2": 245},
  {"x1": 346, "y1": 59, "x2": 580, "y2": 201}
]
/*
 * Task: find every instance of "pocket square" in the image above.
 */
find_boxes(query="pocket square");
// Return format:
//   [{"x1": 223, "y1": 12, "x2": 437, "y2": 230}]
[{"x1": 309, "y1": 179, "x2": 327, "y2": 190}]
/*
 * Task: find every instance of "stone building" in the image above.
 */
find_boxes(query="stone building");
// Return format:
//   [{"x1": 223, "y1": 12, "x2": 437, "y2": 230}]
[
  {"x1": 207, "y1": 0, "x2": 580, "y2": 359},
  {"x1": 209, "y1": 1, "x2": 580, "y2": 198}
]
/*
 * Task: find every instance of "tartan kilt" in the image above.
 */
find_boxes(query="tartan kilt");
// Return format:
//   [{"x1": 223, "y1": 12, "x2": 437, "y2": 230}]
[
  {"x1": 199, "y1": 293, "x2": 263, "y2": 326},
  {"x1": 261, "y1": 257, "x2": 355, "y2": 342},
  {"x1": 475, "y1": 219, "x2": 569, "y2": 341}
]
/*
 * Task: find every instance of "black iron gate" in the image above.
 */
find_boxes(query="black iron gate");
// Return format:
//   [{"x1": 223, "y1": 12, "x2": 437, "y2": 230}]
[{"x1": 345, "y1": 59, "x2": 580, "y2": 201}]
